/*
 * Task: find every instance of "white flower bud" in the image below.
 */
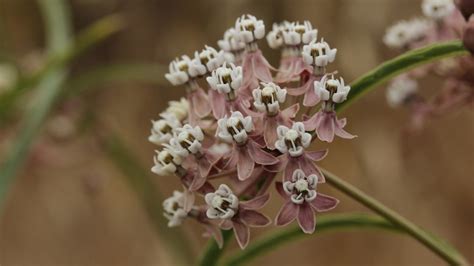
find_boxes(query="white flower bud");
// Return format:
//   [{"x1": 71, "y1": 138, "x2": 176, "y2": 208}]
[
  {"x1": 275, "y1": 122, "x2": 312, "y2": 157},
  {"x1": 206, "y1": 63, "x2": 243, "y2": 94},
  {"x1": 302, "y1": 39, "x2": 337, "y2": 67},
  {"x1": 205, "y1": 184, "x2": 239, "y2": 219},
  {"x1": 165, "y1": 56, "x2": 193, "y2": 86},
  {"x1": 169, "y1": 124, "x2": 204, "y2": 157},
  {"x1": 217, "y1": 111, "x2": 253, "y2": 144},
  {"x1": 151, "y1": 148, "x2": 183, "y2": 176},
  {"x1": 252, "y1": 82, "x2": 287, "y2": 115},
  {"x1": 235, "y1": 14, "x2": 265, "y2": 43}
]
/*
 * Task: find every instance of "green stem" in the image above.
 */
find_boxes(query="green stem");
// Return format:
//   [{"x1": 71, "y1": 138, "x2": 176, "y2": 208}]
[
  {"x1": 222, "y1": 213, "x2": 401, "y2": 266},
  {"x1": 339, "y1": 40, "x2": 468, "y2": 112},
  {"x1": 322, "y1": 169, "x2": 468, "y2": 265},
  {"x1": 198, "y1": 230, "x2": 233, "y2": 266}
]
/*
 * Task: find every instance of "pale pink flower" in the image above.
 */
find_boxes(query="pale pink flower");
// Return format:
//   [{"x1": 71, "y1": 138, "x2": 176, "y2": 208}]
[
  {"x1": 275, "y1": 169, "x2": 338, "y2": 234},
  {"x1": 205, "y1": 184, "x2": 271, "y2": 249}
]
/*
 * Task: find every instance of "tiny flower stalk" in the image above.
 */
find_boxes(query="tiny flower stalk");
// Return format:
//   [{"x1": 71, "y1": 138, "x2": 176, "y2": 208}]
[
  {"x1": 252, "y1": 82, "x2": 299, "y2": 149},
  {"x1": 275, "y1": 169, "x2": 338, "y2": 234},
  {"x1": 303, "y1": 74, "x2": 357, "y2": 142},
  {"x1": 287, "y1": 39, "x2": 337, "y2": 107},
  {"x1": 217, "y1": 111, "x2": 279, "y2": 181},
  {"x1": 205, "y1": 184, "x2": 271, "y2": 249},
  {"x1": 236, "y1": 14, "x2": 274, "y2": 98}
]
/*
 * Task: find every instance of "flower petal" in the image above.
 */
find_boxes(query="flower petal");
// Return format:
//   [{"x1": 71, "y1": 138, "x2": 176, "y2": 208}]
[
  {"x1": 275, "y1": 200, "x2": 298, "y2": 226},
  {"x1": 280, "y1": 103, "x2": 299, "y2": 119},
  {"x1": 310, "y1": 193, "x2": 339, "y2": 212},
  {"x1": 189, "y1": 173, "x2": 207, "y2": 191},
  {"x1": 264, "y1": 118, "x2": 278, "y2": 150},
  {"x1": 240, "y1": 194, "x2": 270, "y2": 210},
  {"x1": 305, "y1": 149, "x2": 328, "y2": 162},
  {"x1": 297, "y1": 202, "x2": 315, "y2": 234},
  {"x1": 303, "y1": 84, "x2": 320, "y2": 107},
  {"x1": 239, "y1": 209, "x2": 271, "y2": 227},
  {"x1": 334, "y1": 117, "x2": 357, "y2": 139},
  {"x1": 233, "y1": 221, "x2": 250, "y2": 249},
  {"x1": 302, "y1": 110, "x2": 322, "y2": 131},
  {"x1": 275, "y1": 182, "x2": 289, "y2": 199},
  {"x1": 190, "y1": 88, "x2": 211, "y2": 118},
  {"x1": 248, "y1": 140, "x2": 279, "y2": 165},
  {"x1": 220, "y1": 220, "x2": 233, "y2": 230},
  {"x1": 316, "y1": 112, "x2": 335, "y2": 142},
  {"x1": 204, "y1": 224, "x2": 224, "y2": 248},
  {"x1": 209, "y1": 89, "x2": 227, "y2": 119},
  {"x1": 237, "y1": 147, "x2": 255, "y2": 181}
]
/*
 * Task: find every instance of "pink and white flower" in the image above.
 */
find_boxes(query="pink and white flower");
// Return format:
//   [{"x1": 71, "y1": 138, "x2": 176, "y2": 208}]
[
  {"x1": 253, "y1": 82, "x2": 299, "y2": 149},
  {"x1": 148, "y1": 115, "x2": 181, "y2": 145},
  {"x1": 301, "y1": 39, "x2": 337, "y2": 71},
  {"x1": 235, "y1": 14, "x2": 265, "y2": 44},
  {"x1": 163, "y1": 190, "x2": 193, "y2": 227},
  {"x1": 217, "y1": 111, "x2": 278, "y2": 181},
  {"x1": 205, "y1": 184, "x2": 271, "y2": 249},
  {"x1": 189, "y1": 45, "x2": 225, "y2": 77},
  {"x1": 273, "y1": 122, "x2": 327, "y2": 182},
  {"x1": 303, "y1": 75, "x2": 356, "y2": 142},
  {"x1": 422, "y1": 0, "x2": 456, "y2": 20},
  {"x1": 275, "y1": 169, "x2": 338, "y2": 234}
]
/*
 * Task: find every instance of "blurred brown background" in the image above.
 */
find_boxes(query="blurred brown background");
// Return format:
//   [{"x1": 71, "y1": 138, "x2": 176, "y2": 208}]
[{"x1": 0, "y1": 0, "x2": 473, "y2": 265}]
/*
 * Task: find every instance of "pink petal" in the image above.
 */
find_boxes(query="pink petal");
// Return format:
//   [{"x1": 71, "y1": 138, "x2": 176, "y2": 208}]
[
  {"x1": 198, "y1": 157, "x2": 213, "y2": 178},
  {"x1": 204, "y1": 224, "x2": 224, "y2": 248},
  {"x1": 310, "y1": 193, "x2": 339, "y2": 212},
  {"x1": 334, "y1": 117, "x2": 357, "y2": 139},
  {"x1": 263, "y1": 118, "x2": 278, "y2": 150},
  {"x1": 275, "y1": 200, "x2": 298, "y2": 226},
  {"x1": 247, "y1": 140, "x2": 278, "y2": 165},
  {"x1": 183, "y1": 188, "x2": 195, "y2": 212},
  {"x1": 286, "y1": 76, "x2": 313, "y2": 96},
  {"x1": 297, "y1": 202, "x2": 315, "y2": 234},
  {"x1": 190, "y1": 88, "x2": 211, "y2": 118},
  {"x1": 299, "y1": 156, "x2": 325, "y2": 183},
  {"x1": 283, "y1": 158, "x2": 300, "y2": 182},
  {"x1": 232, "y1": 221, "x2": 250, "y2": 249},
  {"x1": 304, "y1": 149, "x2": 328, "y2": 162},
  {"x1": 189, "y1": 173, "x2": 207, "y2": 191},
  {"x1": 240, "y1": 194, "x2": 270, "y2": 210},
  {"x1": 239, "y1": 209, "x2": 271, "y2": 227},
  {"x1": 264, "y1": 154, "x2": 288, "y2": 173},
  {"x1": 275, "y1": 182, "x2": 289, "y2": 199},
  {"x1": 220, "y1": 220, "x2": 233, "y2": 230},
  {"x1": 302, "y1": 110, "x2": 323, "y2": 131},
  {"x1": 237, "y1": 147, "x2": 255, "y2": 181},
  {"x1": 197, "y1": 182, "x2": 215, "y2": 195},
  {"x1": 281, "y1": 103, "x2": 299, "y2": 119},
  {"x1": 316, "y1": 112, "x2": 335, "y2": 142},
  {"x1": 209, "y1": 89, "x2": 227, "y2": 119},
  {"x1": 303, "y1": 84, "x2": 320, "y2": 107}
]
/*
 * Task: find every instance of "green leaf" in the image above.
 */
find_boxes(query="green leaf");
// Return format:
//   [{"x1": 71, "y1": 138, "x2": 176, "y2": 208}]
[
  {"x1": 338, "y1": 40, "x2": 468, "y2": 112},
  {"x1": 222, "y1": 213, "x2": 402, "y2": 266}
]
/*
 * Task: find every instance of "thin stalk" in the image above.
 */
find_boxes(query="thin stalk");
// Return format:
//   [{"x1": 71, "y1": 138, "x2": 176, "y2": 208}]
[
  {"x1": 322, "y1": 168, "x2": 468, "y2": 265},
  {"x1": 222, "y1": 213, "x2": 401, "y2": 266}
]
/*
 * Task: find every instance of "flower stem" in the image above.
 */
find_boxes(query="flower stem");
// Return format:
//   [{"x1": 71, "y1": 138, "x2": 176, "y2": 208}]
[{"x1": 321, "y1": 168, "x2": 468, "y2": 265}]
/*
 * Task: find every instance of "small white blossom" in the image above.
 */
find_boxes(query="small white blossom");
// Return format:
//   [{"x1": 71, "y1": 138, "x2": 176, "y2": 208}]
[
  {"x1": 163, "y1": 191, "x2": 188, "y2": 227},
  {"x1": 218, "y1": 28, "x2": 246, "y2": 52},
  {"x1": 282, "y1": 21, "x2": 318, "y2": 46},
  {"x1": 151, "y1": 147, "x2": 183, "y2": 176},
  {"x1": 189, "y1": 45, "x2": 225, "y2": 77},
  {"x1": 0, "y1": 64, "x2": 17, "y2": 93},
  {"x1": 383, "y1": 18, "x2": 432, "y2": 49},
  {"x1": 302, "y1": 39, "x2": 337, "y2": 67},
  {"x1": 283, "y1": 169, "x2": 318, "y2": 204},
  {"x1": 386, "y1": 77, "x2": 418, "y2": 107},
  {"x1": 235, "y1": 14, "x2": 265, "y2": 44},
  {"x1": 217, "y1": 111, "x2": 253, "y2": 144},
  {"x1": 315, "y1": 75, "x2": 351, "y2": 103},
  {"x1": 162, "y1": 97, "x2": 189, "y2": 121},
  {"x1": 208, "y1": 142, "x2": 232, "y2": 156},
  {"x1": 275, "y1": 122, "x2": 312, "y2": 157},
  {"x1": 205, "y1": 184, "x2": 239, "y2": 219},
  {"x1": 266, "y1": 22, "x2": 286, "y2": 49},
  {"x1": 169, "y1": 124, "x2": 204, "y2": 157},
  {"x1": 206, "y1": 63, "x2": 243, "y2": 94},
  {"x1": 165, "y1": 56, "x2": 193, "y2": 86},
  {"x1": 422, "y1": 0, "x2": 455, "y2": 20},
  {"x1": 148, "y1": 115, "x2": 181, "y2": 145},
  {"x1": 252, "y1": 82, "x2": 287, "y2": 115}
]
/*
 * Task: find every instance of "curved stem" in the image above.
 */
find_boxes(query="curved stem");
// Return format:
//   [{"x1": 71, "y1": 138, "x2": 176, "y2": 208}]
[
  {"x1": 222, "y1": 213, "x2": 402, "y2": 266},
  {"x1": 322, "y1": 168, "x2": 468, "y2": 265},
  {"x1": 338, "y1": 40, "x2": 467, "y2": 112}
]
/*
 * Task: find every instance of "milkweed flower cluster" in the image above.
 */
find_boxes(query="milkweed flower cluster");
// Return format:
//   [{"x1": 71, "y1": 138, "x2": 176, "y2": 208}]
[
  {"x1": 149, "y1": 14, "x2": 358, "y2": 249},
  {"x1": 383, "y1": 0, "x2": 474, "y2": 131}
]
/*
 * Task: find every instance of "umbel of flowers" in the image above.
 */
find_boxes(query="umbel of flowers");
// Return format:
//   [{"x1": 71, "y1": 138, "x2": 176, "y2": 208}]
[
  {"x1": 149, "y1": 14, "x2": 355, "y2": 249},
  {"x1": 383, "y1": 0, "x2": 474, "y2": 131}
]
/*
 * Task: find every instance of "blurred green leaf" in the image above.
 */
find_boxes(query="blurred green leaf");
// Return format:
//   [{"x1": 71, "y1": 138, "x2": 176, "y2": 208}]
[{"x1": 0, "y1": 2, "x2": 123, "y2": 207}]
